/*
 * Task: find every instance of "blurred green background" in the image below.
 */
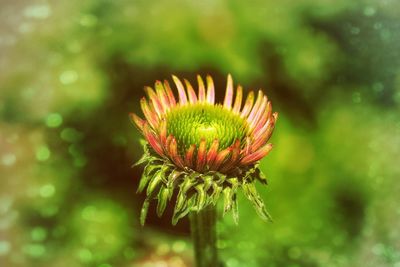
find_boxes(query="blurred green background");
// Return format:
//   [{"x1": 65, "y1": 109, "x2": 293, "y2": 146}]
[{"x1": 1, "y1": 0, "x2": 400, "y2": 266}]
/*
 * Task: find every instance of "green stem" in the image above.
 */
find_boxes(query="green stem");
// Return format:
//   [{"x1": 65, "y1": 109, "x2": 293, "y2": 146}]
[{"x1": 190, "y1": 206, "x2": 220, "y2": 267}]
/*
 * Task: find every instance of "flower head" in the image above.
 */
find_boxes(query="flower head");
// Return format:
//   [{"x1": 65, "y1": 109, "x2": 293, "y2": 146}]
[{"x1": 131, "y1": 74, "x2": 277, "y2": 225}]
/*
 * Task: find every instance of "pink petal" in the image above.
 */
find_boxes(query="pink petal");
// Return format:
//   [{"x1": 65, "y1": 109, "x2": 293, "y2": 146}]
[
  {"x1": 184, "y1": 79, "x2": 198, "y2": 104},
  {"x1": 232, "y1": 85, "x2": 243, "y2": 113},
  {"x1": 240, "y1": 91, "x2": 255, "y2": 118},
  {"x1": 172, "y1": 75, "x2": 187, "y2": 105},
  {"x1": 249, "y1": 96, "x2": 268, "y2": 132},
  {"x1": 253, "y1": 102, "x2": 272, "y2": 134},
  {"x1": 143, "y1": 123, "x2": 164, "y2": 156},
  {"x1": 223, "y1": 74, "x2": 234, "y2": 109},
  {"x1": 163, "y1": 80, "x2": 176, "y2": 107},
  {"x1": 155, "y1": 81, "x2": 170, "y2": 111},
  {"x1": 197, "y1": 75, "x2": 206, "y2": 102},
  {"x1": 140, "y1": 98, "x2": 159, "y2": 129},
  {"x1": 145, "y1": 86, "x2": 164, "y2": 116},
  {"x1": 129, "y1": 113, "x2": 145, "y2": 132},
  {"x1": 247, "y1": 90, "x2": 263, "y2": 122},
  {"x1": 206, "y1": 75, "x2": 215, "y2": 104},
  {"x1": 240, "y1": 143, "x2": 273, "y2": 165}
]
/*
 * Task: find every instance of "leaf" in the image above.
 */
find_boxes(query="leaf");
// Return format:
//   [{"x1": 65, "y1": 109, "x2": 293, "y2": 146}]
[{"x1": 156, "y1": 186, "x2": 170, "y2": 217}]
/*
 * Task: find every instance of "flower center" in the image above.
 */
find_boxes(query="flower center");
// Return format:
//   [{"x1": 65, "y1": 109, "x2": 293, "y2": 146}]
[{"x1": 166, "y1": 103, "x2": 249, "y2": 153}]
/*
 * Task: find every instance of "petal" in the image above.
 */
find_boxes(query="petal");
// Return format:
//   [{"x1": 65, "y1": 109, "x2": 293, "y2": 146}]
[
  {"x1": 210, "y1": 148, "x2": 231, "y2": 170},
  {"x1": 129, "y1": 113, "x2": 145, "y2": 132},
  {"x1": 232, "y1": 85, "x2": 243, "y2": 113},
  {"x1": 159, "y1": 118, "x2": 167, "y2": 149},
  {"x1": 143, "y1": 123, "x2": 164, "y2": 156},
  {"x1": 223, "y1": 74, "x2": 234, "y2": 109},
  {"x1": 197, "y1": 75, "x2": 206, "y2": 102},
  {"x1": 220, "y1": 140, "x2": 241, "y2": 172},
  {"x1": 145, "y1": 86, "x2": 164, "y2": 116},
  {"x1": 206, "y1": 139, "x2": 219, "y2": 167},
  {"x1": 249, "y1": 96, "x2": 268, "y2": 132},
  {"x1": 172, "y1": 75, "x2": 187, "y2": 105},
  {"x1": 155, "y1": 80, "x2": 170, "y2": 111},
  {"x1": 253, "y1": 101, "x2": 272, "y2": 134},
  {"x1": 240, "y1": 91, "x2": 255, "y2": 118},
  {"x1": 206, "y1": 75, "x2": 215, "y2": 104},
  {"x1": 184, "y1": 79, "x2": 198, "y2": 104},
  {"x1": 196, "y1": 138, "x2": 207, "y2": 172},
  {"x1": 163, "y1": 80, "x2": 176, "y2": 107},
  {"x1": 168, "y1": 137, "x2": 185, "y2": 168},
  {"x1": 241, "y1": 143, "x2": 273, "y2": 165},
  {"x1": 185, "y1": 144, "x2": 196, "y2": 169},
  {"x1": 140, "y1": 98, "x2": 159, "y2": 129},
  {"x1": 247, "y1": 90, "x2": 263, "y2": 122}
]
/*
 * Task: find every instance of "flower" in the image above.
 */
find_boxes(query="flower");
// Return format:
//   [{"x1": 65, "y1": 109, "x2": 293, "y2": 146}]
[{"x1": 130, "y1": 74, "x2": 278, "y2": 225}]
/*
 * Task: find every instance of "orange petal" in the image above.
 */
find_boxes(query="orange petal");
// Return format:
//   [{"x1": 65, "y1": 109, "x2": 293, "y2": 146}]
[
  {"x1": 206, "y1": 139, "x2": 219, "y2": 167},
  {"x1": 140, "y1": 98, "x2": 159, "y2": 129},
  {"x1": 143, "y1": 123, "x2": 164, "y2": 156},
  {"x1": 196, "y1": 138, "x2": 207, "y2": 172},
  {"x1": 155, "y1": 80, "x2": 170, "y2": 111},
  {"x1": 168, "y1": 137, "x2": 184, "y2": 169},
  {"x1": 129, "y1": 113, "x2": 145, "y2": 132},
  {"x1": 145, "y1": 86, "x2": 164, "y2": 116},
  {"x1": 163, "y1": 80, "x2": 176, "y2": 107},
  {"x1": 185, "y1": 144, "x2": 196, "y2": 169}
]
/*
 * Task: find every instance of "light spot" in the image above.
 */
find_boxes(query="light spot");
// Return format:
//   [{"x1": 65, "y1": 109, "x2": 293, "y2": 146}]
[
  {"x1": 80, "y1": 14, "x2": 98, "y2": 27},
  {"x1": 23, "y1": 244, "x2": 46, "y2": 257},
  {"x1": 363, "y1": 6, "x2": 376, "y2": 17},
  {"x1": 40, "y1": 184, "x2": 55, "y2": 198},
  {"x1": 31, "y1": 227, "x2": 47, "y2": 242},
  {"x1": 1, "y1": 153, "x2": 16, "y2": 166},
  {"x1": 36, "y1": 146, "x2": 51, "y2": 161},
  {"x1": 61, "y1": 128, "x2": 83, "y2": 142},
  {"x1": 350, "y1": 27, "x2": 360, "y2": 35},
  {"x1": 24, "y1": 4, "x2": 51, "y2": 19},
  {"x1": 172, "y1": 240, "x2": 186, "y2": 253},
  {"x1": 0, "y1": 241, "x2": 11, "y2": 256},
  {"x1": 60, "y1": 70, "x2": 78, "y2": 85},
  {"x1": 45, "y1": 113, "x2": 63, "y2": 128},
  {"x1": 78, "y1": 248, "x2": 93, "y2": 263}
]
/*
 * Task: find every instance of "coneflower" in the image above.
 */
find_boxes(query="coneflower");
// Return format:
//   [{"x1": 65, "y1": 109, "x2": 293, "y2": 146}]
[{"x1": 130, "y1": 74, "x2": 277, "y2": 267}]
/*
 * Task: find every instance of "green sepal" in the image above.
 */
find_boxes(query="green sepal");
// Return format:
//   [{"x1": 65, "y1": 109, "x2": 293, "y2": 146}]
[
  {"x1": 195, "y1": 184, "x2": 207, "y2": 210},
  {"x1": 137, "y1": 164, "x2": 160, "y2": 193},
  {"x1": 242, "y1": 183, "x2": 272, "y2": 222},
  {"x1": 223, "y1": 187, "x2": 233, "y2": 216},
  {"x1": 156, "y1": 186, "x2": 170, "y2": 217},
  {"x1": 140, "y1": 199, "x2": 150, "y2": 226},
  {"x1": 231, "y1": 193, "x2": 239, "y2": 225}
]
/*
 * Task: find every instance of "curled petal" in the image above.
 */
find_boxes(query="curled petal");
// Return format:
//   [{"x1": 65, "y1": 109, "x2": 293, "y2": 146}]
[
  {"x1": 145, "y1": 86, "x2": 164, "y2": 116},
  {"x1": 247, "y1": 90, "x2": 263, "y2": 123},
  {"x1": 232, "y1": 85, "x2": 243, "y2": 113},
  {"x1": 196, "y1": 138, "x2": 207, "y2": 172},
  {"x1": 206, "y1": 139, "x2": 219, "y2": 167},
  {"x1": 140, "y1": 98, "x2": 159, "y2": 129},
  {"x1": 224, "y1": 74, "x2": 234, "y2": 109},
  {"x1": 168, "y1": 137, "x2": 185, "y2": 168},
  {"x1": 210, "y1": 148, "x2": 231, "y2": 170},
  {"x1": 129, "y1": 113, "x2": 145, "y2": 132},
  {"x1": 185, "y1": 144, "x2": 196, "y2": 169},
  {"x1": 197, "y1": 75, "x2": 206, "y2": 102},
  {"x1": 240, "y1": 91, "x2": 255, "y2": 118},
  {"x1": 143, "y1": 123, "x2": 164, "y2": 156},
  {"x1": 163, "y1": 80, "x2": 176, "y2": 107},
  {"x1": 241, "y1": 143, "x2": 273, "y2": 165},
  {"x1": 184, "y1": 79, "x2": 198, "y2": 104},
  {"x1": 249, "y1": 96, "x2": 268, "y2": 132},
  {"x1": 155, "y1": 81, "x2": 170, "y2": 111},
  {"x1": 206, "y1": 75, "x2": 215, "y2": 104},
  {"x1": 159, "y1": 119, "x2": 167, "y2": 149},
  {"x1": 172, "y1": 75, "x2": 187, "y2": 105}
]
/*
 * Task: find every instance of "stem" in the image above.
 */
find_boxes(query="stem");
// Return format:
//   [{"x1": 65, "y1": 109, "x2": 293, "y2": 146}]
[{"x1": 190, "y1": 206, "x2": 220, "y2": 267}]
